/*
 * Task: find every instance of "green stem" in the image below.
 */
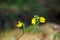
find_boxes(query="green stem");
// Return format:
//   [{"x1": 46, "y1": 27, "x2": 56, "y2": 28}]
[
  {"x1": 32, "y1": 22, "x2": 39, "y2": 32},
  {"x1": 17, "y1": 33, "x2": 24, "y2": 40},
  {"x1": 23, "y1": 23, "x2": 25, "y2": 34},
  {"x1": 17, "y1": 23, "x2": 25, "y2": 40}
]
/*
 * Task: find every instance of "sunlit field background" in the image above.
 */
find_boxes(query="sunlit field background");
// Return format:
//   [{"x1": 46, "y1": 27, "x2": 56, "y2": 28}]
[{"x1": 0, "y1": 0, "x2": 60, "y2": 40}]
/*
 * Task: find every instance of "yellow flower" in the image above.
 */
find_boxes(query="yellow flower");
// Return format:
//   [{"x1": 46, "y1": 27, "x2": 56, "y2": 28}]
[
  {"x1": 31, "y1": 18, "x2": 36, "y2": 25},
  {"x1": 16, "y1": 21, "x2": 23, "y2": 28},
  {"x1": 40, "y1": 16, "x2": 46, "y2": 23}
]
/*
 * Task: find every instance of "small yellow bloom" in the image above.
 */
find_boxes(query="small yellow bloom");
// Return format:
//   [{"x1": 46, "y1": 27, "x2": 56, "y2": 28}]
[
  {"x1": 31, "y1": 18, "x2": 36, "y2": 25},
  {"x1": 16, "y1": 21, "x2": 23, "y2": 28},
  {"x1": 40, "y1": 16, "x2": 46, "y2": 23}
]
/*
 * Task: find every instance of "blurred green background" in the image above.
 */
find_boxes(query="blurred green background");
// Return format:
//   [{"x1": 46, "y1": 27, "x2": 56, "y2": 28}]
[{"x1": 0, "y1": 0, "x2": 60, "y2": 32}]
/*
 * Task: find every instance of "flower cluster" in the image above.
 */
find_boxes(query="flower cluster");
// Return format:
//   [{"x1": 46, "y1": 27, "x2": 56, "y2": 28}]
[
  {"x1": 16, "y1": 15, "x2": 46, "y2": 28},
  {"x1": 16, "y1": 15, "x2": 46, "y2": 40},
  {"x1": 31, "y1": 15, "x2": 46, "y2": 25}
]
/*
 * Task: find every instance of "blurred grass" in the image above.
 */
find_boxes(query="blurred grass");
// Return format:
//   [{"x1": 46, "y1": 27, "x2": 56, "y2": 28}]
[{"x1": 0, "y1": 28, "x2": 23, "y2": 40}]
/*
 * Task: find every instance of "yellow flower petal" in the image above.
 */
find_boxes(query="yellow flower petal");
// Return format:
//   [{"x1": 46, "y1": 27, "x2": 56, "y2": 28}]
[
  {"x1": 16, "y1": 21, "x2": 23, "y2": 28},
  {"x1": 31, "y1": 18, "x2": 36, "y2": 25},
  {"x1": 40, "y1": 16, "x2": 46, "y2": 23}
]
